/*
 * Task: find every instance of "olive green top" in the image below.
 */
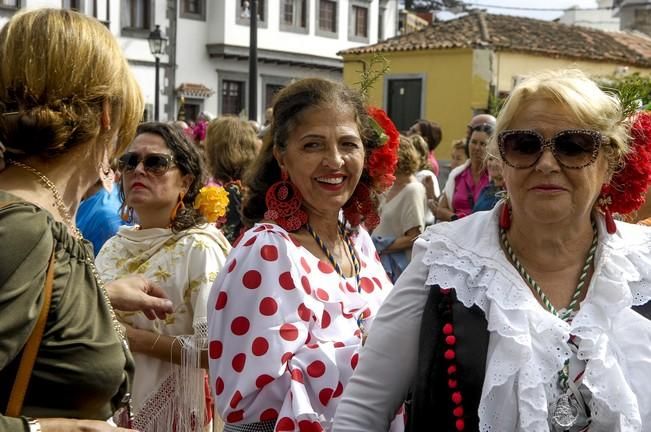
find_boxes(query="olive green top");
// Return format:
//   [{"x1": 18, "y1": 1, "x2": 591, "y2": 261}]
[{"x1": 0, "y1": 191, "x2": 134, "y2": 430}]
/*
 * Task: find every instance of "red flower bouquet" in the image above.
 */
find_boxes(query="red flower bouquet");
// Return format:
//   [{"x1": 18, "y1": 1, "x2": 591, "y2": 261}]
[
  {"x1": 344, "y1": 106, "x2": 400, "y2": 231},
  {"x1": 603, "y1": 111, "x2": 651, "y2": 216}
]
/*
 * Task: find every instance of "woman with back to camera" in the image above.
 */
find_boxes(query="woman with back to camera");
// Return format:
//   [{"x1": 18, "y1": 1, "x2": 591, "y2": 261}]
[
  {"x1": 411, "y1": 134, "x2": 440, "y2": 226},
  {"x1": 205, "y1": 116, "x2": 260, "y2": 244},
  {"x1": 372, "y1": 136, "x2": 426, "y2": 282},
  {"x1": 0, "y1": 9, "x2": 173, "y2": 432},
  {"x1": 408, "y1": 119, "x2": 442, "y2": 176},
  {"x1": 207, "y1": 78, "x2": 403, "y2": 431},
  {"x1": 96, "y1": 122, "x2": 231, "y2": 432},
  {"x1": 334, "y1": 69, "x2": 651, "y2": 431},
  {"x1": 435, "y1": 123, "x2": 492, "y2": 221}
]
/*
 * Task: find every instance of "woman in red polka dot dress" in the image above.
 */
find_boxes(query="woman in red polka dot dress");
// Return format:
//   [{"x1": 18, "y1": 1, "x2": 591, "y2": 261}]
[{"x1": 207, "y1": 78, "x2": 404, "y2": 432}]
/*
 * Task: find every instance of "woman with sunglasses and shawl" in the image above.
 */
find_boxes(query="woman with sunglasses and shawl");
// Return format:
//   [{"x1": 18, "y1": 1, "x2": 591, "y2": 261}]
[
  {"x1": 96, "y1": 122, "x2": 231, "y2": 432},
  {"x1": 334, "y1": 69, "x2": 651, "y2": 432}
]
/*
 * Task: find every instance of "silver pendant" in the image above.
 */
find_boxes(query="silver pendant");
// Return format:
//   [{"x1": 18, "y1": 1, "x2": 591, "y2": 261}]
[{"x1": 550, "y1": 393, "x2": 579, "y2": 430}]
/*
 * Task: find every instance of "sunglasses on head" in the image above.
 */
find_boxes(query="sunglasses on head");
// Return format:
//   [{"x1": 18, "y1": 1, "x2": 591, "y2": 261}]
[
  {"x1": 498, "y1": 129, "x2": 605, "y2": 169},
  {"x1": 117, "y1": 152, "x2": 175, "y2": 176}
]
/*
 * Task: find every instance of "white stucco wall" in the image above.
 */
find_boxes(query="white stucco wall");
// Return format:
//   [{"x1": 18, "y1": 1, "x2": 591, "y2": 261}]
[
  {"x1": 176, "y1": 15, "x2": 219, "y2": 118},
  {"x1": 558, "y1": 8, "x2": 620, "y2": 32},
  {"x1": 1, "y1": 0, "x2": 399, "y2": 123},
  {"x1": 219, "y1": 0, "x2": 395, "y2": 59}
]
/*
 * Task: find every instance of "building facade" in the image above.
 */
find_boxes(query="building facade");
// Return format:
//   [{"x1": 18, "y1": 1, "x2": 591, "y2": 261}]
[
  {"x1": 340, "y1": 11, "x2": 651, "y2": 158},
  {"x1": 616, "y1": 0, "x2": 651, "y2": 35},
  {"x1": 558, "y1": 0, "x2": 620, "y2": 32},
  {"x1": 0, "y1": 0, "x2": 398, "y2": 123}
]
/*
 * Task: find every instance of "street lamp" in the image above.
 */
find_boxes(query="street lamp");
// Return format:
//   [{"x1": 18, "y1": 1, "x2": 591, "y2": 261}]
[{"x1": 148, "y1": 24, "x2": 167, "y2": 121}]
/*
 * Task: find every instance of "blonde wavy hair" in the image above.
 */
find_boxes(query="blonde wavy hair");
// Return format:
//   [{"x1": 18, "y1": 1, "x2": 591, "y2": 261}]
[
  {"x1": 0, "y1": 8, "x2": 143, "y2": 160},
  {"x1": 492, "y1": 69, "x2": 629, "y2": 172},
  {"x1": 205, "y1": 116, "x2": 259, "y2": 182}
]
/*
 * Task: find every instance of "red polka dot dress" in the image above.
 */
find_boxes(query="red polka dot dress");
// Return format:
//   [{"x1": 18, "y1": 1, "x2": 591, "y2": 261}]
[{"x1": 207, "y1": 223, "x2": 395, "y2": 431}]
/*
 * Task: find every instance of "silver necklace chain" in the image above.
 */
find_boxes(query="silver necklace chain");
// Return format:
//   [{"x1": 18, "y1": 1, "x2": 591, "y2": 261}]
[{"x1": 8, "y1": 159, "x2": 126, "y2": 343}]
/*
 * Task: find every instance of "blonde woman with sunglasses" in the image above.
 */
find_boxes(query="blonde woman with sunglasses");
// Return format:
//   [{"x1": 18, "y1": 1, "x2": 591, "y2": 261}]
[{"x1": 335, "y1": 69, "x2": 651, "y2": 431}]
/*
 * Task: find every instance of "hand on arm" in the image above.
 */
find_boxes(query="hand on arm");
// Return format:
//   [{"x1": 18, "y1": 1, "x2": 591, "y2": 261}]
[
  {"x1": 106, "y1": 275, "x2": 173, "y2": 320},
  {"x1": 435, "y1": 195, "x2": 456, "y2": 221},
  {"x1": 423, "y1": 176, "x2": 439, "y2": 200},
  {"x1": 381, "y1": 226, "x2": 421, "y2": 253}
]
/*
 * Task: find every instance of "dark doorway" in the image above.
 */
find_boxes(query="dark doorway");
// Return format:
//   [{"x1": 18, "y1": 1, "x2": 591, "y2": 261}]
[
  {"x1": 265, "y1": 84, "x2": 284, "y2": 108},
  {"x1": 387, "y1": 78, "x2": 422, "y2": 132},
  {"x1": 222, "y1": 80, "x2": 245, "y2": 116}
]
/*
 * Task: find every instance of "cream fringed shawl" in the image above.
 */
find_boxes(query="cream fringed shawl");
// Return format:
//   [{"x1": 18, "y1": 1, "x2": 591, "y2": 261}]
[{"x1": 96, "y1": 224, "x2": 230, "y2": 432}]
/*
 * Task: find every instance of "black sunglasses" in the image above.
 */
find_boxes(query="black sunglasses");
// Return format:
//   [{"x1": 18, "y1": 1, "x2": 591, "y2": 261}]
[
  {"x1": 498, "y1": 129, "x2": 605, "y2": 169},
  {"x1": 117, "y1": 152, "x2": 175, "y2": 176}
]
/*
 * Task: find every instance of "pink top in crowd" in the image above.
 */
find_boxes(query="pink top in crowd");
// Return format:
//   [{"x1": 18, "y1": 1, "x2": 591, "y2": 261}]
[{"x1": 452, "y1": 165, "x2": 488, "y2": 217}]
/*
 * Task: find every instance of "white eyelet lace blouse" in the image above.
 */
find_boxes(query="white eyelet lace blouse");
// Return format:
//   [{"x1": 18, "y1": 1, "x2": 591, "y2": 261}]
[{"x1": 333, "y1": 206, "x2": 651, "y2": 432}]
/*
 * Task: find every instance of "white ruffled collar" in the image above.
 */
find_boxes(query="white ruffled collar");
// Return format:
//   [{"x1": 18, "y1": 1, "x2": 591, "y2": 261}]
[{"x1": 421, "y1": 208, "x2": 651, "y2": 431}]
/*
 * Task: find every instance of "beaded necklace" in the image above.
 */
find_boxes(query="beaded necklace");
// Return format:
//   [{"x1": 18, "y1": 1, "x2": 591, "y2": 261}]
[
  {"x1": 9, "y1": 159, "x2": 127, "y2": 343},
  {"x1": 500, "y1": 221, "x2": 598, "y2": 430},
  {"x1": 305, "y1": 223, "x2": 366, "y2": 334}
]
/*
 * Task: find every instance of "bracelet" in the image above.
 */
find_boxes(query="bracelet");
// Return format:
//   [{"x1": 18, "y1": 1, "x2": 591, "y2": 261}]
[
  {"x1": 151, "y1": 333, "x2": 162, "y2": 350},
  {"x1": 24, "y1": 418, "x2": 42, "y2": 432}
]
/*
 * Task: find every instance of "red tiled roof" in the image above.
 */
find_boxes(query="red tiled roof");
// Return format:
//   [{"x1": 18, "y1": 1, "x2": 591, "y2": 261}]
[
  {"x1": 175, "y1": 83, "x2": 215, "y2": 98},
  {"x1": 339, "y1": 12, "x2": 651, "y2": 67}
]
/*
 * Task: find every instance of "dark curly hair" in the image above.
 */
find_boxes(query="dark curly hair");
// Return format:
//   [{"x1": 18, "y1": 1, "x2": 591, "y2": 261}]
[
  {"x1": 411, "y1": 119, "x2": 442, "y2": 152},
  {"x1": 242, "y1": 78, "x2": 384, "y2": 226},
  {"x1": 119, "y1": 122, "x2": 207, "y2": 232}
]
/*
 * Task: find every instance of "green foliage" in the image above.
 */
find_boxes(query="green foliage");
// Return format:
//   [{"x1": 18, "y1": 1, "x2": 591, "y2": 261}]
[
  {"x1": 488, "y1": 92, "x2": 507, "y2": 117},
  {"x1": 595, "y1": 73, "x2": 651, "y2": 117},
  {"x1": 354, "y1": 53, "x2": 391, "y2": 99}
]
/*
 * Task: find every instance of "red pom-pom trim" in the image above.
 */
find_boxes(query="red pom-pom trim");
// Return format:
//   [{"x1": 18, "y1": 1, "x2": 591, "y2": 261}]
[
  {"x1": 451, "y1": 391, "x2": 463, "y2": 405},
  {"x1": 445, "y1": 335, "x2": 457, "y2": 345},
  {"x1": 447, "y1": 365, "x2": 457, "y2": 375},
  {"x1": 453, "y1": 406, "x2": 464, "y2": 417},
  {"x1": 442, "y1": 323, "x2": 454, "y2": 335},
  {"x1": 455, "y1": 419, "x2": 465, "y2": 431},
  {"x1": 444, "y1": 349, "x2": 456, "y2": 360}
]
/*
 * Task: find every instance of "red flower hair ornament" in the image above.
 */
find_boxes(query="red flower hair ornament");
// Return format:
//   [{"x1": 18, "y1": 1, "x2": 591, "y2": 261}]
[
  {"x1": 599, "y1": 111, "x2": 651, "y2": 222},
  {"x1": 343, "y1": 106, "x2": 400, "y2": 230}
]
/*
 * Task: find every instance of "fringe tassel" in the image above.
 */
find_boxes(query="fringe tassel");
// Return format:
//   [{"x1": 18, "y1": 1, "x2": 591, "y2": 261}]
[{"x1": 134, "y1": 332, "x2": 218, "y2": 432}]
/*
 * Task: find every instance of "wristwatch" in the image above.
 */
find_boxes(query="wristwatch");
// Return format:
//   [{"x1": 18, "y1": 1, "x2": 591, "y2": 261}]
[{"x1": 25, "y1": 418, "x2": 42, "y2": 432}]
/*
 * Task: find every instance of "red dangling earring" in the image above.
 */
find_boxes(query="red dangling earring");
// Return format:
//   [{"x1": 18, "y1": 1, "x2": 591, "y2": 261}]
[
  {"x1": 170, "y1": 191, "x2": 186, "y2": 223},
  {"x1": 264, "y1": 170, "x2": 307, "y2": 232},
  {"x1": 121, "y1": 206, "x2": 133, "y2": 223},
  {"x1": 599, "y1": 185, "x2": 616, "y2": 234},
  {"x1": 499, "y1": 201, "x2": 511, "y2": 230}
]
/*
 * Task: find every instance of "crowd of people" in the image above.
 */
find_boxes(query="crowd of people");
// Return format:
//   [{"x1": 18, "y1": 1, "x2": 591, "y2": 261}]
[{"x1": 2, "y1": 7, "x2": 651, "y2": 432}]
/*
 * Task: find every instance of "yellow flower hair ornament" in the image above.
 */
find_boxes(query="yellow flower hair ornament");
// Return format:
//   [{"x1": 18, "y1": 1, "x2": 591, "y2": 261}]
[{"x1": 194, "y1": 185, "x2": 229, "y2": 223}]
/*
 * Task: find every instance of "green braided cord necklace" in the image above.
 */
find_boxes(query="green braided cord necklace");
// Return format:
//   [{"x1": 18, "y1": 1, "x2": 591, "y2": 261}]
[
  {"x1": 305, "y1": 222, "x2": 361, "y2": 287},
  {"x1": 305, "y1": 223, "x2": 366, "y2": 334},
  {"x1": 500, "y1": 220, "x2": 598, "y2": 392},
  {"x1": 500, "y1": 220, "x2": 597, "y2": 322}
]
